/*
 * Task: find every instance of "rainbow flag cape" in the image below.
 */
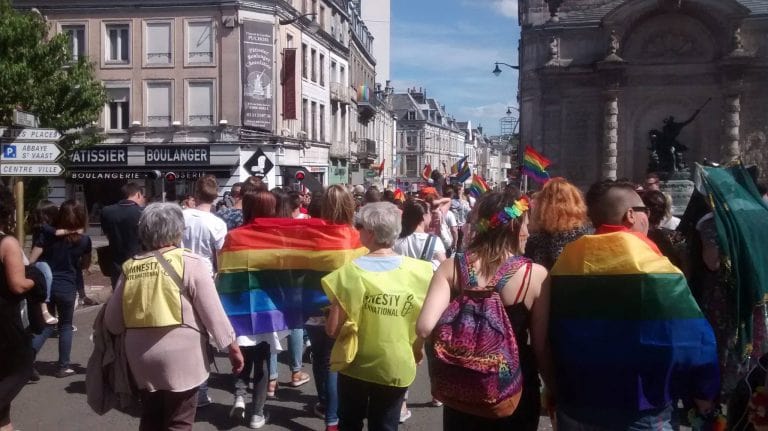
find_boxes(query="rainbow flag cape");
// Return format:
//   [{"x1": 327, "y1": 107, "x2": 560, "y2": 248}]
[
  {"x1": 522, "y1": 146, "x2": 551, "y2": 184},
  {"x1": 549, "y1": 231, "x2": 719, "y2": 418},
  {"x1": 468, "y1": 173, "x2": 490, "y2": 198},
  {"x1": 217, "y1": 218, "x2": 366, "y2": 336},
  {"x1": 421, "y1": 163, "x2": 432, "y2": 181}
]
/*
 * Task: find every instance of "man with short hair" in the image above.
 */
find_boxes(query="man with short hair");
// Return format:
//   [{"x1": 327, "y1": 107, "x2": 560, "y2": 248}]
[
  {"x1": 644, "y1": 173, "x2": 661, "y2": 191},
  {"x1": 183, "y1": 175, "x2": 227, "y2": 276},
  {"x1": 100, "y1": 182, "x2": 145, "y2": 288},
  {"x1": 550, "y1": 180, "x2": 720, "y2": 430}
]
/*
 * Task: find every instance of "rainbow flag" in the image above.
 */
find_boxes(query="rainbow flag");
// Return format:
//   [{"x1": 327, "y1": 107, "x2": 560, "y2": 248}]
[
  {"x1": 468, "y1": 173, "x2": 490, "y2": 198},
  {"x1": 217, "y1": 218, "x2": 366, "y2": 336},
  {"x1": 523, "y1": 146, "x2": 551, "y2": 184},
  {"x1": 451, "y1": 156, "x2": 471, "y2": 183},
  {"x1": 421, "y1": 163, "x2": 432, "y2": 181},
  {"x1": 393, "y1": 188, "x2": 405, "y2": 202},
  {"x1": 357, "y1": 85, "x2": 370, "y2": 102},
  {"x1": 549, "y1": 231, "x2": 719, "y2": 417}
]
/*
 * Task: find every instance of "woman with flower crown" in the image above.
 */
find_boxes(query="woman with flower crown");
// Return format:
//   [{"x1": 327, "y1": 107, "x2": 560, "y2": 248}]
[{"x1": 415, "y1": 188, "x2": 554, "y2": 431}]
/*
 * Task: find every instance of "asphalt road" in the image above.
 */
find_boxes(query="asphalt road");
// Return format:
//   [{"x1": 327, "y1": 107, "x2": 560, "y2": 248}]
[{"x1": 11, "y1": 278, "x2": 554, "y2": 431}]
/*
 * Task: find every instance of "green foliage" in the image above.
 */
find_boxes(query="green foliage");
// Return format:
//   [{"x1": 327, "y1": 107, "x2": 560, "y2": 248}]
[{"x1": 0, "y1": 0, "x2": 108, "y2": 148}]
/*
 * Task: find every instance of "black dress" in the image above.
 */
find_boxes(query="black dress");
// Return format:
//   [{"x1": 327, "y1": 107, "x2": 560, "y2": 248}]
[{"x1": 0, "y1": 235, "x2": 35, "y2": 418}]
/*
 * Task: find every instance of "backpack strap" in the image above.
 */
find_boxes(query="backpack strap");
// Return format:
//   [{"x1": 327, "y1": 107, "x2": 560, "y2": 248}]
[
  {"x1": 420, "y1": 235, "x2": 437, "y2": 262},
  {"x1": 455, "y1": 252, "x2": 478, "y2": 289},
  {"x1": 489, "y1": 256, "x2": 528, "y2": 291}
]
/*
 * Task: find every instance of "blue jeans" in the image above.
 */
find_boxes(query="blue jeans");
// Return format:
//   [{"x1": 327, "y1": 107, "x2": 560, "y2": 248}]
[
  {"x1": 557, "y1": 405, "x2": 674, "y2": 431},
  {"x1": 268, "y1": 328, "x2": 305, "y2": 380},
  {"x1": 337, "y1": 374, "x2": 407, "y2": 431},
  {"x1": 32, "y1": 290, "x2": 76, "y2": 368},
  {"x1": 33, "y1": 262, "x2": 52, "y2": 302},
  {"x1": 306, "y1": 325, "x2": 339, "y2": 425}
]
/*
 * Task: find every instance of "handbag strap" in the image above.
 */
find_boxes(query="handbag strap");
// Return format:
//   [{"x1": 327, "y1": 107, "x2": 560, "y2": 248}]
[{"x1": 152, "y1": 250, "x2": 185, "y2": 295}]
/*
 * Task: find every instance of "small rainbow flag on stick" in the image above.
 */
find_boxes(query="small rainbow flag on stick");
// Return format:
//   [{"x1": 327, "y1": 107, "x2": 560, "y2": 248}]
[
  {"x1": 469, "y1": 173, "x2": 490, "y2": 198},
  {"x1": 523, "y1": 146, "x2": 551, "y2": 184}
]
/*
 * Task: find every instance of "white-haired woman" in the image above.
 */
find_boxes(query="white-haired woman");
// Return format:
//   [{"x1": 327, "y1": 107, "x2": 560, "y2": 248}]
[
  {"x1": 105, "y1": 202, "x2": 243, "y2": 430},
  {"x1": 322, "y1": 202, "x2": 433, "y2": 431}
]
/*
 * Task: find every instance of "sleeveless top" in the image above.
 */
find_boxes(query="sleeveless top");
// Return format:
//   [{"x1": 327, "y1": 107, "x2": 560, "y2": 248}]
[{"x1": 0, "y1": 235, "x2": 28, "y2": 354}]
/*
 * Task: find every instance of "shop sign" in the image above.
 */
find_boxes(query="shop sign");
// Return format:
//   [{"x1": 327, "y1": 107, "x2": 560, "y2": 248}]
[
  {"x1": 69, "y1": 171, "x2": 145, "y2": 180},
  {"x1": 145, "y1": 145, "x2": 210, "y2": 165},
  {"x1": 69, "y1": 147, "x2": 128, "y2": 166}
]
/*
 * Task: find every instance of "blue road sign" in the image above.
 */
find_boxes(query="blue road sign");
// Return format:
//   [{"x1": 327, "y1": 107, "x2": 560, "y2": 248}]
[{"x1": 2, "y1": 144, "x2": 17, "y2": 159}]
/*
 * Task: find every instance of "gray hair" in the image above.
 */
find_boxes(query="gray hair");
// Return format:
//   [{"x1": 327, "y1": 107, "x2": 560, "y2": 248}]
[
  {"x1": 138, "y1": 202, "x2": 185, "y2": 250},
  {"x1": 358, "y1": 202, "x2": 402, "y2": 247}
]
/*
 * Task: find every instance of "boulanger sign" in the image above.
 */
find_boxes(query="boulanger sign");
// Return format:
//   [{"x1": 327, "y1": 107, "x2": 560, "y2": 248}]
[{"x1": 144, "y1": 145, "x2": 210, "y2": 165}]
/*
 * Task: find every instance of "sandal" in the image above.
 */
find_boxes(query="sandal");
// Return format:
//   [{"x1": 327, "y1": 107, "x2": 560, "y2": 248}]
[
  {"x1": 267, "y1": 379, "x2": 277, "y2": 398},
  {"x1": 290, "y1": 371, "x2": 310, "y2": 387}
]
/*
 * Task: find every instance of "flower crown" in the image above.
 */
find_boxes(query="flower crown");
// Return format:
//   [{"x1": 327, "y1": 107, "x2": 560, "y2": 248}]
[{"x1": 475, "y1": 196, "x2": 530, "y2": 234}]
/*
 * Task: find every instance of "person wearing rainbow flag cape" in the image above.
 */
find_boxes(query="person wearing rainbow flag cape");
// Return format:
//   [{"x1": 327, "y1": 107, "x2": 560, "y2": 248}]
[{"x1": 549, "y1": 180, "x2": 720, "y2": 430}]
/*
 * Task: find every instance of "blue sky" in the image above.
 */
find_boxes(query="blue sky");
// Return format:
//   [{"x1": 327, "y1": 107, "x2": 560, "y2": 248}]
[{"x1": 391, "y1": 0, "x2": 520, "y2": 135}]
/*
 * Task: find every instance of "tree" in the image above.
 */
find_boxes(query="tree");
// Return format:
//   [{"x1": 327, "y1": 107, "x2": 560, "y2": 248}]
[
  {"x1": 0, "y1": 0, "x2": 108, "y2": 208},
  {"x1": 0, "y1": 0, "x2": 107, "y2": 139}
]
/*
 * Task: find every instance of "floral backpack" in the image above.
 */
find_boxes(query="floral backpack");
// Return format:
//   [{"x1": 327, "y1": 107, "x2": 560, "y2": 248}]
[{"x1": 429, "y1": 252, "x2": 531, "y2": 418}]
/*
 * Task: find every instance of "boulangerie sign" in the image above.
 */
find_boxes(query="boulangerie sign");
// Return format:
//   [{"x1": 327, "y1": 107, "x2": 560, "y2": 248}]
[{"x1": 241, "y1": 20, "x2": 274, "y2": 131}]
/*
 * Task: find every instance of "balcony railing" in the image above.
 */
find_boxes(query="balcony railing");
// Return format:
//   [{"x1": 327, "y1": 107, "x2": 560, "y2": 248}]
[
  {"x1": 330, "y1": 82, "x2": 349, "y2": 104},
  {"x1": 358, "y1": 138, "x2": 376, "y2": 158}
]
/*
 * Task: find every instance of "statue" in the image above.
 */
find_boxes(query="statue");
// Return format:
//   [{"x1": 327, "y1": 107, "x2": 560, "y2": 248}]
[
  {"x1": 648, "y1": 98, "x2": 711, "y2": 174},
  {"x1": 549, "y1": 36, "x2": 560, "y2": 62},
  {"x1": 608, "y1": 30, "x2": 620, "y2": 56}
]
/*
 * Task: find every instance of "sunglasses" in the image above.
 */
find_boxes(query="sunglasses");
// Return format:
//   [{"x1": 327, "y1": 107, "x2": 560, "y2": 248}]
[{"x1": 631, "y1": 206, "x2": 650, "y2": 215}]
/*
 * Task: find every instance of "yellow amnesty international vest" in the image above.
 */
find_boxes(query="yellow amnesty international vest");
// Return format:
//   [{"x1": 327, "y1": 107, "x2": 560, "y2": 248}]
[
  {"x1": 321, "y1": 256, "x2": 432, "y2": 387},
  {"x1": 122, "y1": 248, "x2": 186, "y2": 329}
]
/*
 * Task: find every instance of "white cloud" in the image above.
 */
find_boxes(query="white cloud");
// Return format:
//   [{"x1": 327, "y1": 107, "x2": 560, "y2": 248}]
[{"x1": 494, "y1": 0, "x2": 518, "y2": 18}]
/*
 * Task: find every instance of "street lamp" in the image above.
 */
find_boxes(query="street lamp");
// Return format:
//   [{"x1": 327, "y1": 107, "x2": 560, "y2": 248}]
[
  {"x1": 279, "y1": 13, "x2": 320, "y2": 34},
  {"x1": 492, "y1": 62, "x2": 520, "y2": 76}
]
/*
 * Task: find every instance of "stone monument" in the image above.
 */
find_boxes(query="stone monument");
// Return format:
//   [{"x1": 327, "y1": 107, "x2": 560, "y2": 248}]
[{"x1": 650, "y1": 99, "x2": 710, "y2": 215}]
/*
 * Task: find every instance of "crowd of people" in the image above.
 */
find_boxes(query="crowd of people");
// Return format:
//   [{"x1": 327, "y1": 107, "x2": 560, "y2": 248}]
[{"x1": 1, "y1": 165, "x2": 768, "y2": 431}]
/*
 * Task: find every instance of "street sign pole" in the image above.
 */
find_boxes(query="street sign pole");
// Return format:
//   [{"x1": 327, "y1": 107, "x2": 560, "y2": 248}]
[{"x1": 14, "y1": 179, "x2": 23, "y2": 244}]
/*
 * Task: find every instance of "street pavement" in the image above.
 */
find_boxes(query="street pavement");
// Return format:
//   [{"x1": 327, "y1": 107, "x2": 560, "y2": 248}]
[{"x1": 11, "y1": 268, "x2": 554, "y2": 431}]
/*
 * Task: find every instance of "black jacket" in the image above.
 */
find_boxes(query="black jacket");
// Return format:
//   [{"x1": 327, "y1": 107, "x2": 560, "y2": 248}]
[{"x1": 100, "y1": 200, "x2": 143, "y2": 276}]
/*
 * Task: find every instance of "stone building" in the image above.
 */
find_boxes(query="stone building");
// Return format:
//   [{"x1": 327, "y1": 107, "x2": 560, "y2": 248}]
[{"x1": 518, "y1": 0, "x2": 768, "y2": 188}]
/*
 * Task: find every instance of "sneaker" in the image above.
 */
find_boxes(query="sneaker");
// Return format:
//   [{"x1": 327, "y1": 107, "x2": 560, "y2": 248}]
[
  {"x1": 326, "y1": 425, "x2": 338, "y2": 431},
  {"x1": 249, "y1": 414, "x2": 266, "y2": 429},
  {"x1": 313, "y1": 402, "x2": 326, "y2": 419},
  {"x1": 290, "y1": 371, "x2": 311, "y2": 387},
  {"x1": 55, "y1": 367, "x2": 75, "y2": 378},
  {"x1": 71, "y1": 325, "x2": 78, "y2": 332},
  {"x1": 399, "y1": 409, "x2": 412, "y2": 423},
  {"x1": 431, "y1": 398, "x2": 444, "y2": 407},
  {"x1": 29, "y1": 366, "x2": 40, "y2": 382},
  {"x1": 267, "y1": 379, "x2": 277, "y2": 398},
  {"x1": 231, "y1": 395, "x2": 245, "y2": 420},
  {"x1": 197, "y1": 394, "x2": 212, "y2": 408}
]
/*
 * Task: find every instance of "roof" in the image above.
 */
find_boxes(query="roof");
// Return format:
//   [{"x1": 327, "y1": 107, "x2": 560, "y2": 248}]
[{"x1": 551, "y1": 0, "x2": 767, "y2": 24}]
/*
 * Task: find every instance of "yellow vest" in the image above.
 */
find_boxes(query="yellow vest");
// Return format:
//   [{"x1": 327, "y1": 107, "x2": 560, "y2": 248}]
[
  {"x1": 122, "y1": 248, "x2": 186, "y2": 329},
  {"x1": 321, "y1": 256, "x2": 432, "y2": 387}
]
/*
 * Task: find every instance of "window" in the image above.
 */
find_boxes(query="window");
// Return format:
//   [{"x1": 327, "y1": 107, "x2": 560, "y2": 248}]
[
  {"x1": 405, "y1": 155, "x2": 417, "y2": 177},
  {"x1": 302, "y1": 0, "x2": 308, "y2": 14},
  {"x1": 146, "y1": 81, "x2": 172, "y2": 127},
  {"x1": 319, "y1": 104, "x2": 325, "y2": 142},
  {"x1": 146, "y1": 22, "x2": 172, "y2": 65},
  {"x1": 310, "y1": 49, "x2": 317, "y2": 82},
  {"x1": 106, "y1": 24, "x2": 129, "y2": 63},
  {"x1": 286, "y1": 34, "x2": 293, "y2": 49},
  {"x1": 105, "y1": 87, "x2": 130, "y2": 131},
  {"x1": 319, "y1": 54, "x2": 325, "y2": 86},
  {"x1": 311, "y1": 101, "x2": 317, "y2": 141},
  {"x1": 62, "y1": 25, "x2": 85, "y2": 61},
  {"x1": 187, "y1": 21, "x2": 213, "y2": 64},
  {"x1": 188, "y1": 81, "x2": 214, "y2": 126},
  {"x1": 302, "y1": 44, "x2": 308, "y2": 79},
  {"x1": 331, "y1": 61, "x2": 337, "y2": 82},
  {"x1": 319, "y1": 6, "x2": 325, "y2": 30},
  {"x1": 339, "y1": 65, "x2": 345, "y2": 84},
  {"x1": 302, "y1": 98, "x2": 308, "y2": 133},
  {"x1": 407, "y1": 111, "x2": 416, "y2": 120}
]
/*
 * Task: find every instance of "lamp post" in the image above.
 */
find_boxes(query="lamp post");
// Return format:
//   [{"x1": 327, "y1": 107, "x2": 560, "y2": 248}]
[
  {"x1": 279, "y1": 12, "x2": 320, "y2": 34},
  {"x1": 492, "y1": 62, "x2": 520, "y2": 76}
]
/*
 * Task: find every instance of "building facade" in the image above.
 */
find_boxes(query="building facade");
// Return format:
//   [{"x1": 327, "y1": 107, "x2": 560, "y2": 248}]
[
  {"x1": 15, "y1": 0, "x2": 399, "y2": 209},
  {"x1": 519, "y1": 0, "x2": 768, "y2": 188}
]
